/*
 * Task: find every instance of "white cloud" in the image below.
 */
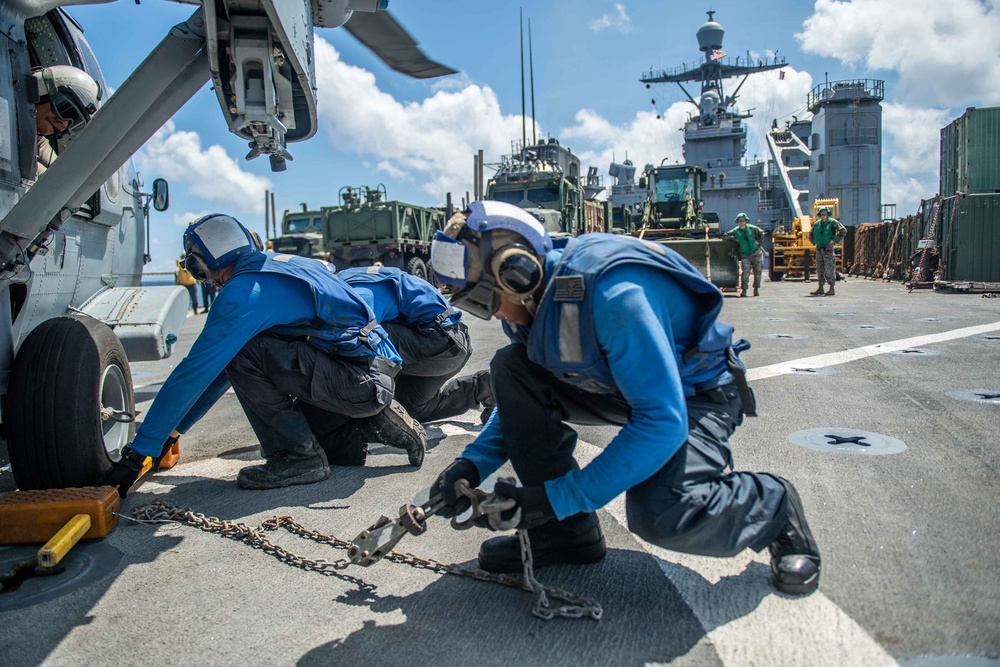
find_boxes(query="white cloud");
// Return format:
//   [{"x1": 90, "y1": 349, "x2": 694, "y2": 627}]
[
  {"x1": 796, "y1": 0, "x2": 1000, "y2": 108},
  {"x1": 136, "y1": 120, "x2": 272, "y2": 214},
  {"x1": 313, "y1": 37, "x2": 534, "y2": 201},
  {"x1": 171, "y1": 210, "x2": 212, "y2": 229},
  {"x1": 882, "y1": 103, "x2": 949, "y2": 176},
  {"x1": 589, "y1": 3, "x2": 632, "y2": 33}
]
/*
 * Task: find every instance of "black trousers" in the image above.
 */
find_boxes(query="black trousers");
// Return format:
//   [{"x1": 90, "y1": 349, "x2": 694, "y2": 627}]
[
  {"x1": 383, "y1": 321, "x2": 490, "y2": 422},
  {"x1": 225, "y1": 334, "x2": 398, "y2": 459},
  {"x1": 491, "y1": 343, "x2": 790, "y2": 556}
]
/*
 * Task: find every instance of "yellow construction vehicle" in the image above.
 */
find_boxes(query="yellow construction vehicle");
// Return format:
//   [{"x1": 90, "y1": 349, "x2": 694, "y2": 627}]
[{"x1": 769, "y1": 198, "x2": 844, "y2": 281}]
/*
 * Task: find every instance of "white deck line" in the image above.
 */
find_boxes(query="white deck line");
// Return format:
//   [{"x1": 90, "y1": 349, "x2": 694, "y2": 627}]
[{"x1": 746, "y1": 321, "x2": 1000, "y2": 382}]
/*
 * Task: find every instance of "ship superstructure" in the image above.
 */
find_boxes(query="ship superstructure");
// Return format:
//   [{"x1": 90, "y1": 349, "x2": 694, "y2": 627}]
[{"x1": 635, "y1": 10, "x2": 790, "y2": 232}]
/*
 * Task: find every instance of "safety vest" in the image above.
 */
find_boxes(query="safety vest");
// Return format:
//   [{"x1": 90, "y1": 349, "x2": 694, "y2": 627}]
[
  {"x1": 338, "y1": 266, "x2": 459, "y2": 328},
  {"x1": 509, "y1": 234, "x2": 734, "y2": 395},
  {"x1": 812, "y1": 219, "x2": 839, "y2": 249},
  {"x1": 230, "y1": 252, "x2": 388, "y2": 354},
  {"x1": 732, "y1": 224, "x2": 761, "y2": 255}
]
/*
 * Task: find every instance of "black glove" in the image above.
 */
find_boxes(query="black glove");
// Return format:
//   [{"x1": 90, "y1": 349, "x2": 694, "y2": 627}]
[
  {"x1": 152, "y1": 434, "x2": 179, "y2": 472},
  {"x1": 430, "y1": 458, "x2": 480, "y2": 518},
  {"x1": 96, "y1": 445, "x2": 146, "y2": 499},
  {"x1": 489, "y1": 479, "x2": 556, "y2": 530}
]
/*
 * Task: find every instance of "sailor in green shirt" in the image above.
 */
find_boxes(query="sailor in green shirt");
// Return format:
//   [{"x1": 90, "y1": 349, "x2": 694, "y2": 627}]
[
  {"x1": 809, "y1": 207, "x2": 847, "y2": 296},
  {"x1": 723, "y1": 212, "x2": 764, "y2": 297}
]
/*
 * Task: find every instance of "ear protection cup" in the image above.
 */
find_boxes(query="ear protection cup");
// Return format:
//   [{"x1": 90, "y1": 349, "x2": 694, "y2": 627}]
[{"x1": 489, "y1": 244, "x2": 543, "y2": 297}]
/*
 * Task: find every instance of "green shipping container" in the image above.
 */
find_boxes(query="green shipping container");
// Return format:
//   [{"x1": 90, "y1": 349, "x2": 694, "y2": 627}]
[
  {"x1": 939, "y1": 193, "x2": 1000, "y2": 282},
  {"x1": 940, "y1": 106, "x2": 1000, "y2": 196}
]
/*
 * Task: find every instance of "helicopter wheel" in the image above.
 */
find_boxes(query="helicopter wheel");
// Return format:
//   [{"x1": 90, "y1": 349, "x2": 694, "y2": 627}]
[{"x1": 7, "y1": 315, "x2": 135, "y2": 490}]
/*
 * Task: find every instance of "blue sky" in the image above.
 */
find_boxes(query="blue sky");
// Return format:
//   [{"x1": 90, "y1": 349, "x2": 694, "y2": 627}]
[{"x1": 66, "y1": 0, "x2": 1000, "y2": 272}]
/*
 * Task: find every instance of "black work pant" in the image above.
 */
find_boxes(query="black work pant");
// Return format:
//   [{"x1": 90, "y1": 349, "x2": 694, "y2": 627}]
[
  {"x1": 225, "y1": 334, "x2": 398, "y2": 459},
  {"x1": 383, "y1": 321, "x2": 489, "y2": 422},
  {"x1": 491, "y1": 343, "x2": 789, "y2": 556}
]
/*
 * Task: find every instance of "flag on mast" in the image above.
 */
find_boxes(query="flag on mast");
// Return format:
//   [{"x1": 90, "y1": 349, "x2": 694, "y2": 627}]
[{"x1": 710, "y1": 49, "x2": 727, "y2": 61}]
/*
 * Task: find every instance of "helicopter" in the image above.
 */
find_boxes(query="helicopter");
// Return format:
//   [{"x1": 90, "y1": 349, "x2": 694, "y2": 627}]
[{"x1": 0, "y1": 0, "x2": 454, "y2": 490}]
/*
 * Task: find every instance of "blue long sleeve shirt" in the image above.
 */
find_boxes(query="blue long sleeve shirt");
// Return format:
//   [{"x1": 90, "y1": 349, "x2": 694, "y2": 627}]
[
  {"x1": 461, "y1": 260, "x2": 716, "y2": 520},
  {"x1": 130, "y1": 271, "x2": 397, "y2": 456}
]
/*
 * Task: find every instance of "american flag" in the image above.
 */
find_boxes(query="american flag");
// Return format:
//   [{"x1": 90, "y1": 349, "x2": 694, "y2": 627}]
[{"x1": 710, "y1": 49, "x2": 727, "y2": 61}]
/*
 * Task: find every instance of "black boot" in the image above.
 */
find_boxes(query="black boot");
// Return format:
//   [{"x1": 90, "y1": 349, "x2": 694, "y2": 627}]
[
  {"x1": 237, "y1": 442, "x2": 330, "y2": 490},
  {"x1": 769, "y1": 479, "x2": 821, "y2": 595},
  {"x1": 474, "y1": 369, "x2": 495, "y2": 424},
  {"x1": 358, "y1": 401, "x2": 426, "y2": 467},
  {"x1": 320, "y1": 421, "x2": 367, "y2": 466},
  {"x1": 477, "y1": 512, "x2": 607, "y2": 574}
]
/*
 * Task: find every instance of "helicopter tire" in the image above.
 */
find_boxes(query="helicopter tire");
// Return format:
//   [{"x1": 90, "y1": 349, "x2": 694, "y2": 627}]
[
  {"x1": 405, "y1": 257, "x2": 428, "y2": 281},
  {"x1": 7, "y1": 315, "x2": 135, "y2": 490}
]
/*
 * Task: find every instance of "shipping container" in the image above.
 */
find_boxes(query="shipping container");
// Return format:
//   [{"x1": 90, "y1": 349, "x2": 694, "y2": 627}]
[
  {"x1": 939, "y1": 106, "x2": 1000, "y2": 196},
  {"x1": 938, "y1": 193, "x2": 1000, "y2": 282}
]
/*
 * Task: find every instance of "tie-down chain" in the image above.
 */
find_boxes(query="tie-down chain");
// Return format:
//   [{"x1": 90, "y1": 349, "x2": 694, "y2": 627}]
[{"x1": 129, "y1": 484, "x2": 602, "y2": 622}]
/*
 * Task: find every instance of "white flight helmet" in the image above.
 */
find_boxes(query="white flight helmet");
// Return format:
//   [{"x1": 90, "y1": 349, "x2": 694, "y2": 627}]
[
  {"x1": 431, "y1": 200, "x2": 552, "y2": 320},
  {"x1": 32, "y1": 65, "x2": 102, "y2": 134},
  {"x1": 183, "y1": 214, "x2": 258, "y2": 285}
]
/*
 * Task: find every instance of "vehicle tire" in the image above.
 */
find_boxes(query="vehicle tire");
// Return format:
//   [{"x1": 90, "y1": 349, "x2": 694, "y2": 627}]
[
  {"x1": 7, "y1": 315, "x2": 135, "y2": 490},
  {"x1": 769, "y1": 267, "x2": 784, "y2": 282},
  {"x1": 405, "y1": 257, "x2": 428, "y2": 281}
]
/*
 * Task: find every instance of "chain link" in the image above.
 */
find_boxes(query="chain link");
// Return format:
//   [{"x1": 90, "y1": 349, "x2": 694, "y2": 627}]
[{"x1": 128, "y1": 500, "x2": 602, "y2": 621}]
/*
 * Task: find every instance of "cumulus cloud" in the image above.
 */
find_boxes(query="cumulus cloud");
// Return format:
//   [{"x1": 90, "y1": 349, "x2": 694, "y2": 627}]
[
  {"x1": 313, "y1": 37, "x2": 534, "y2": 200},
  {"x1": 136, "y1": 120, "x2": 272, "y2": 214},
  {"x1": 797, "y1": 0, "x2": 1000, "y2": 108},
  {"x1": 589, "y1": 3, "x2": 632, "y2": 33}
]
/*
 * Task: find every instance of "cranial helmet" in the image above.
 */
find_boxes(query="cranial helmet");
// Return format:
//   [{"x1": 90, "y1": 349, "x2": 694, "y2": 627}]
[
  {"x1": 32, "y1": 65, "x2": 101, "y2": 133},
  {"x1": 736, "y1": 212, "x2": 749, "y2": 222},
  {"x1": 183, "y1": 214, "x2": 257, "y2": 285},
  {"x1": 431, "y1": 200, "x2": 552, "y2": 320},
  {"x1": 817, "y1": 207, "x2": 831, "y2": 216}
]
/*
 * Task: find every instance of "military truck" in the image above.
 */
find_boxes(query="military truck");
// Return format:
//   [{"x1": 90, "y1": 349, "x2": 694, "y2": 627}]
[
  {"x1": 273, "y1": 185, "x2": 446, "y2": 281},
  {"x1": 485, "y1": 138, "x2": 610, "y2": 236},
  {"x1": 631, "y1": 163, "x2": 739, "y2": 289}
]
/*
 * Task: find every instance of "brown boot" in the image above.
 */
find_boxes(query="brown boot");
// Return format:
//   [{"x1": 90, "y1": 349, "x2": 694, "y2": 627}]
[
  {"x1": 809, "y1": 285, "x2": 825, "y2": 296},
  {"x1": 739, "y1": 288, "x2": 747, "y2": 297},
  {"x1": 753, "y1": 287, "x2": 760, "y2": 297},
  {"x1": 825, "y1": 285, "x2": 835, "y2": 296}
]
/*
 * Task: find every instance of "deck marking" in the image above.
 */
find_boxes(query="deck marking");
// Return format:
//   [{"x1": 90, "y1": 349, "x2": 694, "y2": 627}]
[{"x1": 747, "y1": 320, "x2": 1000, "y2": 381}]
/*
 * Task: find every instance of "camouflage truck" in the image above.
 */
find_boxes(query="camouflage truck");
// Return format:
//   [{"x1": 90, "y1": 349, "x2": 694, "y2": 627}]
[
  {"x1": 273, "y1": 185, "x2": 445, "y2": 281},
  {"x1": 485, "y1": 138, "x2": 610, "y2": 237}
]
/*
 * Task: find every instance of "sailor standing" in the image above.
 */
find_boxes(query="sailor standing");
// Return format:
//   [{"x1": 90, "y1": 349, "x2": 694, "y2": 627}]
[
  {"x1": 723, "y1": 212, "x2": 764, "y2": 297},
  {"x1": 809, "y1": 207, "x2": 846, "y2": 296}
]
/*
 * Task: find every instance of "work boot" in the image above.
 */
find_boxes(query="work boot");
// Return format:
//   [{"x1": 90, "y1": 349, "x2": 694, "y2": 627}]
[
  {"x1": 809, "y1": 285, "x2": 826, "y2": 296},
  {"x1": 739, "y1": 288, "x2": 747, "y2": 298},
  {"x1": 358, "y1": 401, "x2": 426, "y2": 467},
  {"x1": 753, "y1": 287, "x2": 760, "y2": 297},
  {"x1": 237, "y1": 443, "x2": 330, "y2": 490},
  {"x1": 825, "y1": 285, "x2": 835, "y2": 297},
  {"x1": 769, "y1": 478, "x2": 821, "y2": 595},
  {"x1": 477, "y1": 513, "x2": 607, "y2": 574}
]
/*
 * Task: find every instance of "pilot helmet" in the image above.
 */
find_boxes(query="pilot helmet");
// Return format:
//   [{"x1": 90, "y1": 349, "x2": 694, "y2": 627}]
[
  {"x1": 32, "y1": 65, "x2": 102, "y2": 133},
  {"x1": 183, "y1": 214, "x2": 257, "y2": 285},
  {"x1": 431, "y1": 200, "x2": 552, "y2": 321}
]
